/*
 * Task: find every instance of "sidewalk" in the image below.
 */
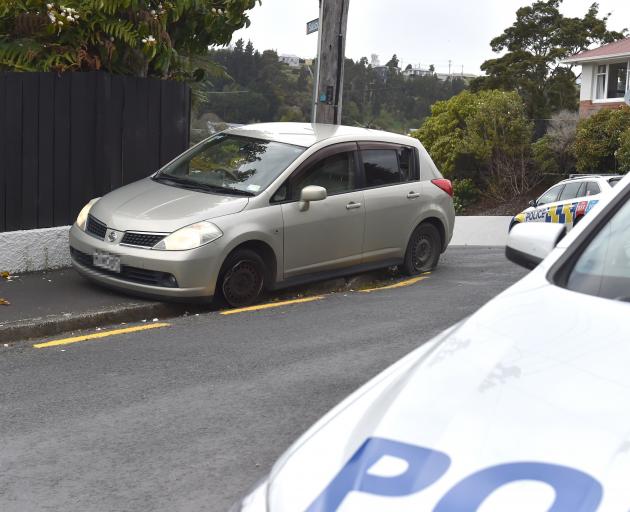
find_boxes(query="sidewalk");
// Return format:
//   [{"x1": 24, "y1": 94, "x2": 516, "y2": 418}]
[{"x1": 0, "y1": 268, "x2": 192, "y2": 344}]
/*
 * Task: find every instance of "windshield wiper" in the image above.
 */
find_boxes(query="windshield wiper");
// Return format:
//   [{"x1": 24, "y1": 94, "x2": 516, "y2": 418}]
[{"x1": 153, "y1": 174, "x2": 254, "y2": 196}]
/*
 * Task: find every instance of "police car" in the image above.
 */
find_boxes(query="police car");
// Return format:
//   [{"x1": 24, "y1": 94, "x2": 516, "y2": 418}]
[
  {"x1": 510, "y1": 174, "x2": 622, "y2": 231},
  {"x1": 233, "y1": 173, "x2": 630, "y2": 511}
]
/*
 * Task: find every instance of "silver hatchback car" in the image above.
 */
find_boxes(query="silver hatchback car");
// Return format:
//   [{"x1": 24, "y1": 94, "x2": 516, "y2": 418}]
[{"x1": 69, "y1": 123, "x2": 455, "y2": 307}]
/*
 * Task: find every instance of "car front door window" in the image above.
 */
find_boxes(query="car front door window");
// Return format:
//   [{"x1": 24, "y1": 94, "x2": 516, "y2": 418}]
[
  {"x1": 292, "y1": 152, "x2": 356, "y2": 198},
  {"x1": 566, "y1": 197, "x2": 630, "y2": 300}
]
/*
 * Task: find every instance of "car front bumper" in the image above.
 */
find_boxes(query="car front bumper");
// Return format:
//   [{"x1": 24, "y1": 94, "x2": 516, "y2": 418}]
[{"x1": 69, "y1": 224, "x2": 222, "y2": 300}]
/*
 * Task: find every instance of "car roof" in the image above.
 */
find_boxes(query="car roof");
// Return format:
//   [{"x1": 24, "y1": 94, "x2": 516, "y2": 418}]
[
  {"x1": 225, "y1": 122, "x2": 418, "y2": 148},
  {"x1": 561, "y1": 174, "x2": 623, "y2": 183}
]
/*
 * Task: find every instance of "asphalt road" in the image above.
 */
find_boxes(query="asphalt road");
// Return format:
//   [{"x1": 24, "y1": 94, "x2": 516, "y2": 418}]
[{"x1": 0, "y1": 247, "x2": 527, "y2": 512}]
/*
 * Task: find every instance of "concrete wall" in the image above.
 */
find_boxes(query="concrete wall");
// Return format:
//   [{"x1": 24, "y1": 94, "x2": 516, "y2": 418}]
[
  {"x1": 0, "y1": 226, "x2": 71, "y2": 274},
  {"x1": 1, "y1": 216, "x2": 513, "y2": 274}
]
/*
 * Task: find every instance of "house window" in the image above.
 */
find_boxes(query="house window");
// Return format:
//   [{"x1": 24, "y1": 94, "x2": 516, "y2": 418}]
[
  {"x1": 594, "y1": 61, "x2": 630, "y2": 101},
  {"x1": 595, "y1": 65, "x2": 607, "y2": 100},
  {"x1": 608, "y1": 62, "x2": 628, "y2": 98}
]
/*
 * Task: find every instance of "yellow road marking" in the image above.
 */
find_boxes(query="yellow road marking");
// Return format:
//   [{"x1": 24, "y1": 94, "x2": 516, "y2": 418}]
[
  {"x1": 360, "y1": 275, "x2": 429, "y2": 293},
  {"x1": 33, "y1": 323, "x2": 171, "y2": 348},
  {"x1": 221, "y1": 295, "x2": 325, "y2": 315}
]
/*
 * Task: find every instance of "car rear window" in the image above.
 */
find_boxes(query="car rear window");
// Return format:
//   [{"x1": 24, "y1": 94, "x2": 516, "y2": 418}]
[{"x1": 609, "y1": 177, "x2": 623, "y2": 187}]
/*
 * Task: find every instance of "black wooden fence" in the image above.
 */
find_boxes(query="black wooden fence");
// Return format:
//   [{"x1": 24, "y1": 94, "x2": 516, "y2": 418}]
[{"x1": 0, "y1": 71, "x2": 191, "y2": 233}]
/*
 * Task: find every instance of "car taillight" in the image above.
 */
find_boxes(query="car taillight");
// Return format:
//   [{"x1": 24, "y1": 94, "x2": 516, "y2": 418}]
[{"x1": 431, "y1": 179, "x2": 453, "y2": 197}]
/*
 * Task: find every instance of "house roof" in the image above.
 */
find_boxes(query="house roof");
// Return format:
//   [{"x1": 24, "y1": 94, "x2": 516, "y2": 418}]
[{"x1": 564, "y1": 37, "x2": 630, "y2": 64}]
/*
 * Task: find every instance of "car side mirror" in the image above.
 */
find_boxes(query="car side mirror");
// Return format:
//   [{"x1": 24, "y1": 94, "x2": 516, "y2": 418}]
[
  {"x1": 298, "y1": 185, "x2": 327, "y2": 211},
  {"x1": 506, "y1": 222, "x2": 566, "y2": 270},
  {"x1": 528, "y1": 199, "x2": 537, "y2": 208}
]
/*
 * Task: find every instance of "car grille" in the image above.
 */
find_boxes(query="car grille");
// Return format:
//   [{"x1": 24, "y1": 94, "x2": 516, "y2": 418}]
[
  {"x1": 120, "y1": 232, "x2": 165, "y2": 248},
  {"x1": 70, "y1": 248, "x2": 178, "y2": 288},
  {"x1": 86, "y1": 215, "x2": 107, "y2": 240}
]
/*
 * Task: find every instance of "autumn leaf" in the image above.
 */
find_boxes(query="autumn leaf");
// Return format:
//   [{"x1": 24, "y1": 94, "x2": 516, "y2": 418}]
[
  {"x1": 0, "y1": 298, "x2": 10, "y2": 305},
  {"x1": 0, "y1": 272, "x2": 9, "y2": 280}
]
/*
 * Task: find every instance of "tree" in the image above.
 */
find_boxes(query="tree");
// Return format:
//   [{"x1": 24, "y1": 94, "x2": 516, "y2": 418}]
[
  {"x1": 413, "y1": 90, "x2": 537, "y2": 199},
  {"x1": 574, "y1": 106, "x2": 630, "y2": 172},
  {"x1": 532, "y1": 110, "x2": 578, "y2": 175},
  {"x1": 472, "y1": 0, "x2": 626, "y2": 118},
  {"x1": 0, "y1": 0, "x2": 259, "y2": 78},
  {"x1": 385, "y1": 54, "x2": 399, "y2": 69}
]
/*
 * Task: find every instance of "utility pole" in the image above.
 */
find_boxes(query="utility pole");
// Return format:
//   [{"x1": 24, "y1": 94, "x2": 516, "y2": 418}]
[{"x1": 312, "y1": 0, "x2": 350, "y2": 125}]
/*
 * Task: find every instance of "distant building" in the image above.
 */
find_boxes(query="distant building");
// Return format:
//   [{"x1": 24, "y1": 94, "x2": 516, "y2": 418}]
[
  {"x1": 563, "y1": 37, "x2": 630, "y2": 118},
  {"x1": 370, "y1": 54, "x2": 380, "y2": 67},
  {"x1": 435, "y1": 72, "x2": 477, "y2": 82},
  {"x1": 278, "y1": 54, "x2": 301, "y2": 67},
  {"x1": 403, "y1": 67, "x2": 433, "y2": 78}
]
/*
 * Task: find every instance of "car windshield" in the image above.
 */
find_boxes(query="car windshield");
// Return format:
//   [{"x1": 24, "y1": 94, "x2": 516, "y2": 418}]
[
  {"x1": 566, "y1": 195, "x2": 630, "y2": 301},
  {"x1": 155, "y1": 134, "x2": 306, "y2": 196}
]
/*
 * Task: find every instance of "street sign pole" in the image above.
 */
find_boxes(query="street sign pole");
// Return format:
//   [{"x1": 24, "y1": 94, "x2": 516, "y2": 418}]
[{"x1": 311, "y1": 0, "x2": 350, "y2": 125}]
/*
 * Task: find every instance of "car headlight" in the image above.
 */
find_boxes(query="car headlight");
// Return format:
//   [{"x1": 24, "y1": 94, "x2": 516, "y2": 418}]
[
  {"x1": 76, "y1": 198, "x2": 100, "y2": 231},
  {"x1": 153, "y1": 221, "x2": 223, "y2": 251}
]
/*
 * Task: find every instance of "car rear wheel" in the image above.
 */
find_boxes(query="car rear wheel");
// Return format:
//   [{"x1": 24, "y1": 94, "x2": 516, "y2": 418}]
[
  {"x1": 219, "y1": 249, "x2": 265, "y2": 308},
  {"x1": 402, "y1": 223, "x2": 441, "y2": 275}
]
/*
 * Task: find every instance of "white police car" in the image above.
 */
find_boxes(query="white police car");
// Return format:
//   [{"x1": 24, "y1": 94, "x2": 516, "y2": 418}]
[
  {"x1": 510, "y1": 174, "x2": 622, "y2": 231},
  {"x1": 233, "y1": 173, "x2": 630, "y2": 511}
]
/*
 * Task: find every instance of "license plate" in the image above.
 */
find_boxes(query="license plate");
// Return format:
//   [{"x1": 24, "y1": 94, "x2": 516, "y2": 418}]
[{"x1": 93, "y1": 251, "x2": 121, "y2": 273}]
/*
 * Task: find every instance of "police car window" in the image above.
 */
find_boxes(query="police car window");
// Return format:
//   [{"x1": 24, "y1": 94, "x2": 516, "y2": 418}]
[
  {"x1": 585, "y1": 182, "x2": 601, "y2": 196},
  {"x1": 537, "y1": 185, "x2": 563, "y2": 205},
  {"x1": 566, "y1": 197, "x2": 630, "y2": 300},
  {"x1": 559, "y1": 182, "x2": 582, "y2": 201},
  {"x1": 362, "y1": 149, "x2": 401, "y2": 187},
  {"x1": 609, "y1": 177, "x2": 622, "y2": 187},
  {"x1": 576, "y1": 182, "x2": 586, "y2": 197}
]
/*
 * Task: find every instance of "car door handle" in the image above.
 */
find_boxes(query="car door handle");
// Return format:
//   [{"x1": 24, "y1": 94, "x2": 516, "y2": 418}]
[
  {"x1": 407, "y1": 191, "x2": 420, "y2": 199},
  {"x1": 346, "y1": 201, "x2": 362, "y2": 210}
]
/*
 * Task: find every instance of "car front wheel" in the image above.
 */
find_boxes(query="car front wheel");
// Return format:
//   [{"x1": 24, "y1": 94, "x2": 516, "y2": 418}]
[
  {"x1": 219, "y1": 249, "x2": 265, "y2": 308},
  {"x1": 402, "y1": 223, "x2": 441, "y2": 275}
]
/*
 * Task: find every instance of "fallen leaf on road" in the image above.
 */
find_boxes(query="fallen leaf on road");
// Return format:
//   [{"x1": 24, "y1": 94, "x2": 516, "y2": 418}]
[
  {"x1": 1, "y1": 272, "x2": 9, "y2": 280},
  {"x1": 0, "y1": 298, "x2": 10, "y2": 305}
]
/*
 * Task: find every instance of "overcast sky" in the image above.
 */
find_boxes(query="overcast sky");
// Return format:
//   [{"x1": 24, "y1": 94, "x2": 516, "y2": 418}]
[{"x1": 231, "y1": 0, "x2": 629, "y2": 75}]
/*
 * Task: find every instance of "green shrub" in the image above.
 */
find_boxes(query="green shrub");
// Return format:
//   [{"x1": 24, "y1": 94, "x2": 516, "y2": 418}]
[
  {"x1": 574, "y1": 106, "x2": 630, "y2": 173},
  {"x1": 452, "y1": 178, "x2": 480, "y2": 213}
]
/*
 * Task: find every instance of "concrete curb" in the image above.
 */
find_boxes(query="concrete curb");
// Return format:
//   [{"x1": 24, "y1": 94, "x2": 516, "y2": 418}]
[
  {"x1": 0, "y1": 216, "x2": 514, "y2": 274},
  {"x1": 0, "y1": 270, "x2": 399, "y2": 345},
  {"x1": 0, "y1": 302, "x2": 198, "y2": 345},
  {"x1": 0, "y1": 226, "x2": 71, "y2": 273}
]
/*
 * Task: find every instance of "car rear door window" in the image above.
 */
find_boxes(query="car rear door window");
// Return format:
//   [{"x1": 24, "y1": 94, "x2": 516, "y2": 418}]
[
  {"x1": 585, "y1": 182, "x2": 601, "y2": 196},
  {"x1": 559, "y1": 182, "x2": 582, "y2": 201},
  {"x1": 362, "y1": 149, "x2": 401, "y2": 187},
  {"x1": 537, "y1": 184, "x2": 564, "y2": 206},
  {"x1": 291, "y1": 151, "x2": 357, "y2": 198}
]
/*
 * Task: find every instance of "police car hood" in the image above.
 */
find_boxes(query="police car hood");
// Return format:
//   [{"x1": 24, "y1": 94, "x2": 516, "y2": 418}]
[
  {"x1": 90, "y1": 177, "x2": 248, "y2": 233},
  {"x1": 267, "y1": 271, "x2": 630, "y2": 510}
]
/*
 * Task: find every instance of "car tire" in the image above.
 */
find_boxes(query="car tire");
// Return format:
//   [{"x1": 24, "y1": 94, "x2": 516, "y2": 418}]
[
  {"x1": 402, "y1": 223, "x2": 441, "y2": 275},
  {"x1": 219, "y1": 249, "x2": 266, "y2": 308}
]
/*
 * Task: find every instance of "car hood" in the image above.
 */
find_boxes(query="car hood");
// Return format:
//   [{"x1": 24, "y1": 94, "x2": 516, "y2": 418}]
[
  {"x1": 89, "y1": 178, "x2": 249, "y2": 232},
  {"x1": 267, "y1": 272, "x2": 630, "y2": 511}
]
